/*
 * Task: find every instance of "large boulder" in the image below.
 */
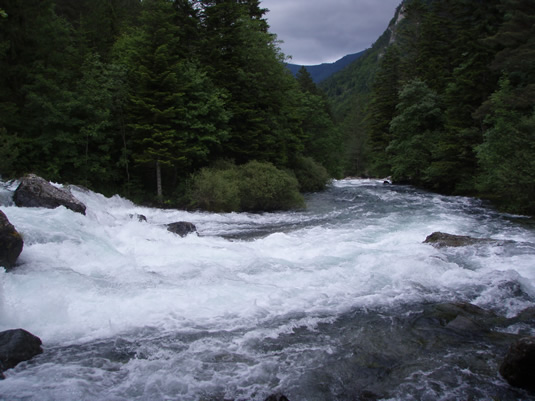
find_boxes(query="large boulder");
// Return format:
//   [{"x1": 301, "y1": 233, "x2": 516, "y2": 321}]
[
  {"x1": 167, "y1": 221, "x2": 197, "y2": 237},
  {"x1": 14, "y1": 174, "x2": 86, "y2": 215},
  {"x1": 500, "y1": 337, "x2": 535, "y2": 391},
  {"x1": 0, "y1": 329, "x2": 43, "y2": 378},
  {"x1": 0, "y1": 210, "x2": 23, "y2": 271}
]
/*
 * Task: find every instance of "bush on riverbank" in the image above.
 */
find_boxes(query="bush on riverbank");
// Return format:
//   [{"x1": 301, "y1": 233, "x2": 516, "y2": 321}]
[
  {"x1": 291, "y1": 156, "x2": 331, "y2": 192},
  {"x1": 188, "y1": 160, "x2": 305, "y2": 212}
]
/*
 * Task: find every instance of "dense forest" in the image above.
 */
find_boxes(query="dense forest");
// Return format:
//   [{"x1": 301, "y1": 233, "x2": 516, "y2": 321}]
[
  {"x1": 0, "y1": 0, "x2": 340, "y2": 208},
  {"x1": 1, "y1": 0, "x2": 534, "y2": 215},
  {"x1": 323, "y1": 0, "x2": 535, "y2": 215}
]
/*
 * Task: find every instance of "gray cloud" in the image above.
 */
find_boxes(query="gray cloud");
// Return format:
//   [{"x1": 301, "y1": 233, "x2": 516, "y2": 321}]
[{"x1": 262, "y1": 0, "x2": 401, "y2": 65}]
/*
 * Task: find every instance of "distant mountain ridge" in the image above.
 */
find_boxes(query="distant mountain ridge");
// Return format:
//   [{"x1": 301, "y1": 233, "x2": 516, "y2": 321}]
[{"x1": 286, "y1": 51, "x2": 366, "y2": 83}]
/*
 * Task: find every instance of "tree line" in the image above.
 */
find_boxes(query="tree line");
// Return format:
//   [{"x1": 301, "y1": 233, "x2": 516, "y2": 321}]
[
  {"x1": 324, "y1": 0, "x2": 535, "y2": 215},
  {"x1": 0, "y1": 0, "x2": 341, "y2": 206}
]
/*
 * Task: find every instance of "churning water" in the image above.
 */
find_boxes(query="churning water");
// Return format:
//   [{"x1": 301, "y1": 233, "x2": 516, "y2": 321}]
[{"x1": 1, "y1": 179, "x2": 535, "y2": 400}]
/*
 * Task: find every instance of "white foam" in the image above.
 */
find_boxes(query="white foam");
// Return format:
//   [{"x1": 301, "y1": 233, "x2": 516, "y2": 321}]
[{"x1": 2, "y1": 180, "x2": 535, "y2": 345}]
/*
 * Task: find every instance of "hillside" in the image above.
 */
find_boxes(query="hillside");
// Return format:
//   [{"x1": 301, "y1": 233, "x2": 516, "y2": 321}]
[
  {"x1": 320, "y1": 0, "x2": 535, "y2": 215},
  {"x1": 286, "y1": 51, "x2": 365, "y2": 83}
]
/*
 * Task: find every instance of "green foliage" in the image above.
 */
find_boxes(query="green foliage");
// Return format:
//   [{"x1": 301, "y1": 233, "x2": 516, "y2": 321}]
[
  {"x1": 239, "y1": 160, "x2": 305, "y2": 212},
  {"x1": 387, "y1": 79, "x2": 442, "y2": 185},
  {"x1": 199, "y1": 0, "x2": 303, "y2": 166},
  {"x1": 0, "y1": 128, "x2": 19, "y2": 176},
  {"x1": 188, "y1": 160, "x2": 305, "y2": 212},
  {"x1": 188, "y1": 163, "x2": 241, "y2": 212},
  {"x1": 476, "y1": 78, "x2": 535, "y2": 214},
  {"x1": 322, "y1": 0, "x2": 535, "y2": 215},
  {"x1": 367, "y1": 45, "x2": 400, "y2": 176},
  {"x1": 114, "y1": 0, "x2": 229, "y2": 199},
  {"x1": 291, "y1": 156, "x2": 331, "y2": 192},
  {"x1": 296, "y1": 83, "x2": 343, "y2": 177}
]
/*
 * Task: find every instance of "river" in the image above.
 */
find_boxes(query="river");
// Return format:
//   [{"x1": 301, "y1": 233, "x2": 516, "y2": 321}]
[{"x1": 1, "y1": 178, "x2": 535, "y2": 400}]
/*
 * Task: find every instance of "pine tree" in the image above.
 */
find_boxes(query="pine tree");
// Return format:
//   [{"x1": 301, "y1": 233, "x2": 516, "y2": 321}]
[
  {"x1": 295, "y1": 66, "x2": 342, "y2": 176},
  {"x1": 199, "y1": 0, "x2": 302, "y2": 166},
  {"x1": 388, "y1": 79, "x2": 442, "y2": 186},
  {"x1": 116, "y1": 0, "x2": 229, "y2": 200},
  {"x1": 476, "y1": 78, "x2": 535, "y2": 214},
  {"x1": 367, "y1": 45, "x2": 400, "y2": 176},
  {"x1": 474, "y1": 0, "x2": 535, "y2": 213}
]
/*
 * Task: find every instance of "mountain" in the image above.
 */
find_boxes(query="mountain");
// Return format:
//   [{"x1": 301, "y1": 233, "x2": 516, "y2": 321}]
[{"x1": 286, "y1": 51, "x2": 366, "y2": 83}]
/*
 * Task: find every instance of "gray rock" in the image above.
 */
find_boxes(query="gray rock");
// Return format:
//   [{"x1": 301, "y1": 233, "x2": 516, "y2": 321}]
[
  {"x1": 0, "y1": 210, "x2": 23, "y2": 271},
  {"x1": 0, "y1": 329, "x2": 43, "y2": 377},
  {"x1": 424, "y1": 232, "x2": 497, "y2": 248},
  {"x1": 167, "y1": 221, "x2": 197, "y2": 237},
  {"x1": 445, "y1": 315, "x2": 486, "y2": 333},
  {"x1": 129, "y1": 214, "x2": 147, "y2": 222},
  {"x1": 14, "y1": 174, "x2": 86, "y2": 215},
  {"x1": 500, "y1": 336, "x2": 535, "y2": 391}
]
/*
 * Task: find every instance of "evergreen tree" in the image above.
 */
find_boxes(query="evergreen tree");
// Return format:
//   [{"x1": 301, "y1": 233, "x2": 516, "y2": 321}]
[
  {"x1": 116, "y1": 0, "x2": 229, "y2": 200},
  {"x1": 367, "y1": 45, "x2": 400, "y2": 176},
  {"x1": 199, "y1": 0, "x2": 302, "y2": 166},
  {"x1": 475, "y1": 0, "x2": 535, "y2": 213},
  {"x1": 476, "y1": 78, "x2": 535, "y2": 214},
  {"x1": 0, "y1": 0, "x2": 85, "y2": 179},
  {"x1": 295, "y1": 66, "x2": 342, "y2": 176},
  {"x1": 296, "y1": 66, "x2": 320, "y2": 96},
  {"x1": 387, "y1": 79, "x2": 442, "y2": 186}
]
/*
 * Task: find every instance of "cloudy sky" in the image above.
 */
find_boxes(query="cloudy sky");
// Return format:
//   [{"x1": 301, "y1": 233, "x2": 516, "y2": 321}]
[{"x1": 261, "y1": 0, "x2": 402, "y2": 65}]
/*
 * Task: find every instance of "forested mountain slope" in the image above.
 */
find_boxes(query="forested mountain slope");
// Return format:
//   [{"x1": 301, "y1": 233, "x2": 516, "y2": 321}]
[
  {"x1": 286, "y1": 51, "x2": 365, "y2": 83},
  {"x1": 322, "y1": 0, "x2": 535, "y2": 215},
  {"x1": 1, "y1": 0, "x2": 534, "y2": 214}
]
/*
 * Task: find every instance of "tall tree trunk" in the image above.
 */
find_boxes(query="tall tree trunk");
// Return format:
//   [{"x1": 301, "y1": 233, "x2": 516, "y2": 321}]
[{"x1": 156, "y1": 160, "x2": 163, "y2": 201}]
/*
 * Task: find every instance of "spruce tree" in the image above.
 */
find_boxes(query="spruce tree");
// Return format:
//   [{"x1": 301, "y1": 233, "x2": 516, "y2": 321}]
[
  {"x1": 199, "y1": 0, "x2": 302, "y2": 166},
  {"x1": 367, "y1": 45, "x2": 400, "y2": 176},
  {"x1": 116, "y1": 0, "x2": 229, "y2": 200},
  {"x1": 387, "y1": 79, "x2": 442, "y2": 186}
]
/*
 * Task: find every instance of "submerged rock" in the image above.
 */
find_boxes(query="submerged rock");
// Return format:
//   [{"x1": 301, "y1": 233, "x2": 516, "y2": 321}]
[
  {"x1": 167, "y1": 221, "x2": 197, "y2": 237},
  {"x1": 264, "y1": 394, "x2": 290, "y2": 401},
  {"x1": 424, "y1": 232, "x2": 498, "y2": 248},
  {"x1": 129, "y1": 214, "x2": 147, "y2": 222},
  {"x1": 14, "y1": 174, "x2": 86, "y2": 215},
  {"x1": 0, "y1": 329, "x2": 43, "y2": 378},
  {"x1": 445, "y1": 315, "x2": 486, "y2": 333},
  {"x1": 500, "y1": 336, "x2": 535, "y2": 391},
  {"x1": 0, "y1": 210, "x2": 23, "y2": 270},
  {"x1": 413, "y1": 302, "x2": 502, "y2": 339}
]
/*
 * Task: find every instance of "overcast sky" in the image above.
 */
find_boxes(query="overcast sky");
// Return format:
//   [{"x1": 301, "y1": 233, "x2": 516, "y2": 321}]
[{"x1": 261, "y1": 0, "x2": 402, "y2": 65}]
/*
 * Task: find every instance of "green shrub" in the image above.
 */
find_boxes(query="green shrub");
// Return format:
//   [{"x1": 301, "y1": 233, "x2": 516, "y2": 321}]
[
  {"x1": 188, "y1": 160, "x2": 305, "y2": 212},
  {"x1": 239, "y1": 160, "x2": 305, "y2": 212},
  {"x1": 292, "y1": 156, "x2": 331, "y2": 192},
  {"x1": 189, "y1": 166, "x2": 241, "y2": 212}
]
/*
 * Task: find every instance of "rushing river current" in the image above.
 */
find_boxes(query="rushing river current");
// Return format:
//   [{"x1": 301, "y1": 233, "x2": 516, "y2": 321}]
[{"x1": 1, "y1": 178, "x2": 535, "y2": 400}]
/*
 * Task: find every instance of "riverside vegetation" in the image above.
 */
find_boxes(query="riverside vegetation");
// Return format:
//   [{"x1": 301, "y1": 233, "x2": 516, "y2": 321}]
[
  {"x1": 1, "y1": 0, "x2": 534, "y2": 215},
  {"x1": 323, "y1": 0, "x2": 535, "y2": 215}
]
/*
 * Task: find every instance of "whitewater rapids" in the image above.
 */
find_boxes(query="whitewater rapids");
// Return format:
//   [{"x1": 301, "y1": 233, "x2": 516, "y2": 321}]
[{"x1": 1, "y1": 179, "x2": 534, "y2": 400}]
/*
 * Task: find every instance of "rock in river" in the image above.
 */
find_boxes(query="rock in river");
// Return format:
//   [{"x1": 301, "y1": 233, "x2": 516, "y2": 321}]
[
  {"x1": 424, "y1": 232, "x2": 498, "y2": 248},
  {"x1": 0, "y1": 209, "x2": 23, "y2": 271},
  {"x1": 14, "y1": 174, "x2": 86, "y2": 215},
  {"x1": 500, "y1": 336, "x2": 535, "y2": 392},
  {"x1": 167, "y1": 221, "x2": 197, "y2": 237},
  {"x1": 0, "y1": 329, "x2": 43, "y2": 379}
]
